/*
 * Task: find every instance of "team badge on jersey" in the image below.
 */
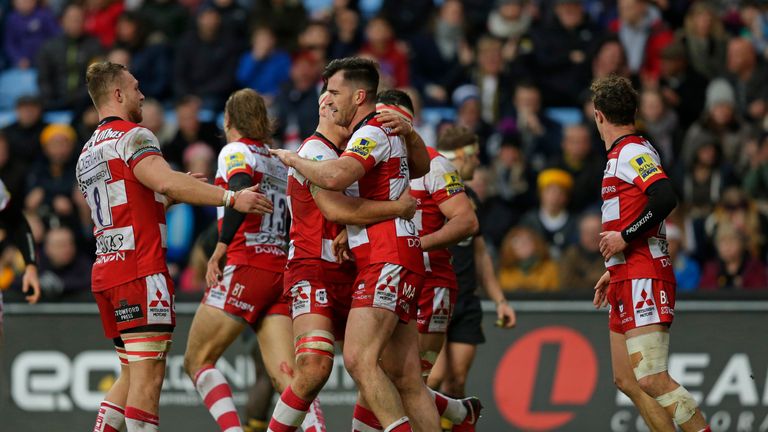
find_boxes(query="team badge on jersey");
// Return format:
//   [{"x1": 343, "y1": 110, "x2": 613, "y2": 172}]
[
  {"x1": 443, "y1": 171, "x2": 464, "y2": 196},
  {"x1": 225, "y1": 152, "x2": 247, "y2": 174},
  {"x1": 347, "y1": 138, "x2": 377, "y2": 159},
  {"x1": 630, "y1": 154, "x2": 660, "y2": 181}
]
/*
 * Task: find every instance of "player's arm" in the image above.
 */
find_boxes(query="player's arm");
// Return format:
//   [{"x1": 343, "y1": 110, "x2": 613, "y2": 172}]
[
  {"x1": 1, "y1": 203, "x2": 40, "y2": 303},
  {"x1": 271, "y1": 150, "x2": 364, "y2": 191},
  {"x1": 376, "y1": 111, "x2": 430, "y2": 178},
  {"x1": 313, "y1": 186, "x2": 416, "y2": 225},
  {"x1": 420, "y1": 193, "x2": 478, "y2": 251},
  {"x1": 474, "y1": 235, "x2": 516, "y2": 328}
]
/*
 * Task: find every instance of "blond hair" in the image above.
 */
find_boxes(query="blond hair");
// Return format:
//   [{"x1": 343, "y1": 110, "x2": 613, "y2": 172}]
[
  {"x1": 225, "y1": 89, "x2": 273, "y2": 143},
  {"x1": 86, "y1": 62, "x2": 128, "y2": 107}
]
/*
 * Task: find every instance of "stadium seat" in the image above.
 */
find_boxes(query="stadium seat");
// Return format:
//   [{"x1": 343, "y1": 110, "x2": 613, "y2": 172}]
[
  {"x1": 545, "y1": 107, "x2": 583, "y2": 127},
  {"x1": 43, "y1": 110, "x2": 74, "y2": 125},
  {"x1": 0, "y1": 68, "x2": 39, "y2": 110}
]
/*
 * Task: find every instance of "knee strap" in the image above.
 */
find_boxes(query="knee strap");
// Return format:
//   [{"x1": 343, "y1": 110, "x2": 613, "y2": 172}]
[
  {"x1": 655, "y1": 386, "x2": 698, "y2": 425},
  {"x1": 295, "y1": 330, "x2": 335, "y2": 359},
  {"x1": 420, "y1": 350, "x2": 439, "y2": 377},
  {"x1": 626, "y1": 332, "x2": 669, "y2": 380},
  {"x1": 115, "y1": 346, "x2": 129, "y2": 365},
  {"x1": 122, "y1": 333, "x2": 172, "y2": 362}
]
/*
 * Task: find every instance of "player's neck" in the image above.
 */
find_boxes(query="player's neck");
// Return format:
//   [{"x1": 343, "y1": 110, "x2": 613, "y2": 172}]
[
  {"x1": 97, "y1": 105, "x2": 128, "y2": 123},
  {"x1": 602, "y1": 125, "x2": 637, "y2": 151},
  {"x1": 347, "y1": 103, "x2": 376, "y2": 132},
  {"x1": 226, "y1": 128, "x2": 243, "y2": 143},
  {"x1": 316, "y1": 126, "x2": 345, "y2": 149}
]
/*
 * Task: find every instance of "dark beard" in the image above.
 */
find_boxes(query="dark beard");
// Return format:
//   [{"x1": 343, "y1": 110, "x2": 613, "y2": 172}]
[{"x1": 128, "y1": 108, "x2": 143, "y2": 124}]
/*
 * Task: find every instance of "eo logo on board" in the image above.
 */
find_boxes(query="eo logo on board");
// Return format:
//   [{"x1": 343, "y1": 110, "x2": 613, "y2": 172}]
[{"x1": 494, "y1": 326, "x2": 598, "y2": 431}]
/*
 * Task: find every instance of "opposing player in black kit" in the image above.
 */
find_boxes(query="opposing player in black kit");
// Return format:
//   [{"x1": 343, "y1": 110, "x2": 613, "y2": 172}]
[{"x1": 426, "y1": 126, "x2": 516, "y2": 432}]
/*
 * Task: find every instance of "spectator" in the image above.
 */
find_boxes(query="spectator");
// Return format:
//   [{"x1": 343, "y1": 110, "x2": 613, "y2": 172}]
[
  {"x1": 164, "y1": 96, "x2": 222, "y2": 169},
  {"x1": 329, "y1": 7, "x2": 363, "y2": 60},
  {"x1": 272, "y1": 51, "x2": 322, "y2": 150},
  {"x1": 657, "y1": 41, "x2": 708, "y2": 131},
  {"x1": 638, "y1": 88, "x2": 678, "y2": 169},
  {"x1": 452, "y1": 84, "x2": 496, "y2": 164},
  {"x1": 2, "y1": 96, "x2": 47, "y2": 169},
  {"x1": 207, "y1": 0, "x2": 248, "y2": 41},
  {"x1": 591, "y1": 37, "x2": 630, "y2": 80},
  {"x1": 36, "y1": 4, "x2": 103, "y2": 112},
  {"x1": 401, "y1": 87, "x2": 436, "y2": 149},
  {"x1": 677, "y1": 1, "x2": 728, "y2": 80},
  {"x1": 667, "y1": 222, "x2": 701, "y2": 292},
  {"x1": 681, "y1": 79, "x2": 755, "y2": 173},
  {"x1": 551, "y1": 124, "x2": 604, "y2": 212},
  {"x1": 0, "y1": 133, "x2": 26, "y2": 206},
  {"x1": 558, "y1": 212, "x2": 604, "y2": 291},
  {"x1": 174, "y1": 6, "x2": 239, "y2": 110},
  {"x1": 25, "y1": 124, "x2": 79, "y2": 227},
  {"x1": 521, "y1": 168, "x2": 577, "y2": 259},
  {"x1": 379, "y1": 0, "x2": 433, "y2": 38},
  {"x1": 183, "y1": 141, "x2": 216, "y2": 181},
  {"x1": 37, "y1": 226, "x2": 91, "y2": 299},
  {"x1": 487, "y1": 0, "x2": 532, "y2": 42},
  {"x1": 469, "y1": 35, "x2": 514, "y2": 125},
  {"x1": 3, "y1": 0, "x2": 60, "y2": 69},
  {"x1": 700, "y1": 223, "x2": 768, "y2": 290},
  {"x1": 106, "y1": 46, "x2": 131, "y2": 66},
  {"x1": 408, "y1": 0, "x2": 471, "y2": 107},
  {"x1": 610, "y1": 0, "x2": 673, "y2": 79},
  {"x1": 359, "y1": 16, "x2": 409, "y2": 88},
  {"x1": 704, "y1": 187, "x2": 768, "y2": 262},
  {"x1": 744, "y1": 132, "x2": 768, "y2": 201},
  {"x1": 725, "y1": 37, "x2": 768, "y2": 122},
  {"x1": 137, "y1": 0, "x2": 190, "y2": 44},
  {"x1": 498, "y1": 226, "x2": 559, "y2": 292},
  {"x1": 530, "y1": 0, "x2": 602, "y2": 107},
  {"x1": 250, "y1": 0, "x2": 308, "y2": 52},
  {"x1": 507, "y1": 82, "x2": 562, "y2": 172},
  {"x1": 298, "y1": 21, "x2": 332, "y2": 64},
  {"x1": 139, "y1": 98, "x2": 174, "y2": 147},
  {"x1": 679, "y1": 137, "x2": 733, "y2": 227},
  {"x1": 114, "y1": 11, "x2": 172, "y2": 100},
  {"x1": 236, "y1": 26, "x2": 292, "y2": 99},
  {"x1": 72, "y1": 105, "x2": 100, "y2": 145},
  {"x1": 739, "y1": 1, "x2": 768, "y2": 62},
  {"x1": 83, "y1": 0, "x2": 125, "y2": 48}
]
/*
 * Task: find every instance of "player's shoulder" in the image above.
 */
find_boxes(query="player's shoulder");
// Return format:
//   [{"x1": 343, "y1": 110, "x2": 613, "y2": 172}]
[
  {"x1": 299, "y1": 137, "x2": 338, "y2": 160},
  {"x1": 220, "y1": 141, "x2": 251, "y2": 155},
  {"x1": 353, "y1": 123, "x2": 389, "y2": 143}
]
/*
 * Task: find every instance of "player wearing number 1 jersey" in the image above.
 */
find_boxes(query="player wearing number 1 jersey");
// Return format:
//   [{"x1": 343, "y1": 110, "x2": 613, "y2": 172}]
[
  {"x1": 591, "y1": 76, "x2": 710, "y2": 432},
  {"x1": 79, "y1": 63, "x2": 272, "y2": 432},
  {"x1": 182, "y1": 89, "x2": 324, "y2": 432}
]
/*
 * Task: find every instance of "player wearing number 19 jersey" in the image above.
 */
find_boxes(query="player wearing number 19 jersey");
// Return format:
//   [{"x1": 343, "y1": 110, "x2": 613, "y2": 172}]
[{"x1": 591, "y1": 75, "x2": 710, "y2": 432}]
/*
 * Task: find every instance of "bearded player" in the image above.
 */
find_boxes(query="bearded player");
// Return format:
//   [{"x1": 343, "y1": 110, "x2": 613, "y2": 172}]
[
  {"x1": 591, "y1": 75, "x2": 710, "y2": 432},
  {"x1": 271, "y1": 57, "x2": 439, "y2": 432},
  {"x1": 78, "y1": 62, "x2": 272, "y2": 432}
]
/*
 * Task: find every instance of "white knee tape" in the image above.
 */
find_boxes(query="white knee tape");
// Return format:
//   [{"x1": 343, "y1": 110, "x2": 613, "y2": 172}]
[
  {"x1": 626, "y1": 332, "x2": 669, "y2": 380},
  {"x1": 655, "y1": 386, "x2": 698, "y2": 425}
]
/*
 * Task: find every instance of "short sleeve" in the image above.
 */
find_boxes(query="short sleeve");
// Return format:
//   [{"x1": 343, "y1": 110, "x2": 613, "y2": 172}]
[
  {"x1": 341, "y1": 125, "x2": 390, "y2": 173},
  {"x1": 296, "y1": 139, "x2": 340, "y2": 186},
  {"x1": 218, "y1": 142, "x2": 256, "y2": 181},
  {"x1": 425, "y1": 156, "x2": 465, "y2": 204},
  {"x1": 616, "y1": 144, "x2": 668, "y2": 192},
  {"x1": 119, "y1": 127, "x2": 163, "y2": 170}
]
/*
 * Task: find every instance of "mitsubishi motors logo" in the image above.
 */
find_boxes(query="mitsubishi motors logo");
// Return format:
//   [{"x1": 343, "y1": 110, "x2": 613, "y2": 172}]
[
  {"x1": 635, "y1": 289, "x2": 654, "y2": 309},
  {"x1": 494, "y1": 327, "x2": 598, "y2": 431},
  {"x1": 148, "y1": 289, "x2": 170, "y2": 308}
]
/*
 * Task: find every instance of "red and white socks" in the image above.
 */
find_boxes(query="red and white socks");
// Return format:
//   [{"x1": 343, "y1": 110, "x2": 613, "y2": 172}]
[
  {"x1": 384, "y1": 417, "x2": 412, "y2": 432},
  {"x1": 352, "y1": 403, "x2": 383, "y2": 432},
  {"x1": 93, "y1": 400, "x2": 125, "y2": 432},
  {"x1": 193, "y1": 365, "x2": 243, "y2": 432},
  {"x1": 301, "y1": 398, "x2": 326, "y2": 432},
  {"x1": 428, "y1": 389, "x2": 467, "y2": 424},
  {"x1": 268, "y1": 385, "x2": 311, "y2": 432},
  {"x1": 125, "y1": 406, "x2": 159, "y2": 431}
]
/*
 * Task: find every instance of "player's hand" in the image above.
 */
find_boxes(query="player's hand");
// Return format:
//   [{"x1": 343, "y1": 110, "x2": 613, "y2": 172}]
[
  {"x1": 593, "y1": 270, "x2": 610, "y2": 309},
  {"x1": 206, "y1": 244, "x2": 227, "y2": 287},
  {"x1": 332, "y1": 229, "x2": 351, "y2": 263},
  {"x1": 234, "y1": 185, "x2": 274, "y2": 214},
  {"x1": 396, "y1": 186, "x2": 417, "y2": 220},
  {"x1": 375, "y1": 111, "x2": 414, "y2": 136},
  {"x1": 188, "y1": 171, "x2": 208, "y2": 183},
  {"x1": 269, "y1": 149, "x2": 299, "y2": 168},
  {"x1": 599, "y1": 231, "x2": 627, "y2": 260},
  {"x1": 22, "y1": 264, "x2": 41, "y2": 304},
  {"x1": 496, "y1": 300, "x2": 516, "y2": 329}
]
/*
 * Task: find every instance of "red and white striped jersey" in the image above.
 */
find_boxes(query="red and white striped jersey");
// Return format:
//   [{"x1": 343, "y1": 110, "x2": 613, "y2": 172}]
[
  {"x1": 76, "y1": 118, "x2": 168, "y2": 292},
  {"x1": 286, "y1": 133, "x2": 349, "y2": 267},
  {"x1": 214, "y1": 138, "x2": 288, "y2": 271},
  {"x1": 341, "y1": 115, "x2": 424, "y2": 274},
  {"x1": 409, "y1": 147, "x2": 464, "y2": 288},
  {"x1": 601, "y1": 134, "x2": 674, "y2": 282}
]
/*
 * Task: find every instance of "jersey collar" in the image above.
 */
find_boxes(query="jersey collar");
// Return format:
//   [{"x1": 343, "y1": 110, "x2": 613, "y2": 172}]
[
  {"x1": 608, "y1": 132, "x2": 643, "y2": 153},
  {"x1": 351, "y1": 111, "x2": 377, "y2": 133},
  {"x1": 312, "y1": 131, "x2": 342, "y2": 155},
  {"x1": 98, "y1": 116, "x2": 123, "y2": 127}
]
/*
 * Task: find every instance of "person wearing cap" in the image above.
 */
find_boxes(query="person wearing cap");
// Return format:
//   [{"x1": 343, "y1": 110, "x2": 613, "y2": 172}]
[
  {"x1": 520, "y1": 167, "x2": 577, "y2": 259},
  {"x1": 658, "y1": 40, "x2": 708, "y2": 130},
  {"x1": 2, "y1": 95, "x2": 47, "y2": 169},
  {"x1": 25, "y1": 124, "x2": 79, "y2": 221}
]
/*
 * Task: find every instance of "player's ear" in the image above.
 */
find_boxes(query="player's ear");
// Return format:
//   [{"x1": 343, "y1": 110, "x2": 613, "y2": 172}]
[
  {"x1": 355, "y1": 88, "x2": 366, "y2": 106},
  {"x1": 114, "y1": 87, "x2": 123, "y2": 104}
]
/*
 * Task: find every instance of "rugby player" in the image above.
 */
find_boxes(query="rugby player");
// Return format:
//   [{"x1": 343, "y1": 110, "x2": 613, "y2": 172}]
[
  {"x1": 0, "y1": 178, "x2": 41, "y2": 343},
  {"x1": 271, "y1": 57, "x2": 438, "y2": 432},
  {"x1": 266, "y1": 89, "x2": 418, "y2": 432},
  {"x1": 78, "y1": 62, "x2": 272, "y2": 432},
  {"x1": 591, "y1": 75, "x2": 710, "y2": 432},
  {"x1": 427, "y1": 126, "x2": 516, "y2": 432}
]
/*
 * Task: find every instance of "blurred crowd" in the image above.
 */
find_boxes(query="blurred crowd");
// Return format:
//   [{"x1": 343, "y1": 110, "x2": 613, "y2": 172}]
[{"x1": 0, "y1": 0, "x2": 767, "y2": 300}]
